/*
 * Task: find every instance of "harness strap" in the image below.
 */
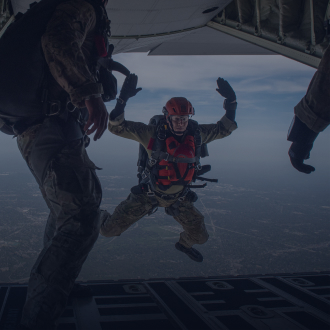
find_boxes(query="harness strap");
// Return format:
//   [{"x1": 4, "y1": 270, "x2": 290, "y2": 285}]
[
  {"x1": 194, "y1": 128, "x2": 202, "y2": 170},
  {"x1": 189, "y1": 183, "x2": 207, "y2": 188},
  {"x1": 156, "y1": 180, "x2": 191, "y2": 188},
  {"x1": 156, "y1": 164, "x2": 172, "y2": 170},
  {"x1": 158, "y1": 151, "x2": 198, "y2": 163},
  {"x1": 172, "y1": 163, "x2": 182, "y2": 180},
  {"x1": 196, "y1": 176, "x2": 218, "y2": 183},
  {"x1": 153, "y1": 190, "x2": 181, "y2": 200},
  {"x1": 173, "y1": 162, "x2": 192, "y2": 182},
  {"x1": 145, "y1": 185, "x2": 159, "y2": 215}
]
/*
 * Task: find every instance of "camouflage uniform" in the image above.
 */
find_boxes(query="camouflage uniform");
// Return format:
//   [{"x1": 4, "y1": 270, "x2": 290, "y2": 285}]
[
  {"x1": 18, "y1": 129, "x2": 101, "y2": 329},
  {"x1": 18, "y1": 0, "x2": 105, "y2": 328},
  {"x1": 102, "y1": 190, "x2": 208, "y2": 248},
  {"x1": 100, "y1": 112, "x2": 237, "y2": 248},
  {"x1": 41, "y1": 0, "x2": 104, "y2": 106},
  {"x1": 294, "y1": 45, "x2": 330, "y2": 133}
]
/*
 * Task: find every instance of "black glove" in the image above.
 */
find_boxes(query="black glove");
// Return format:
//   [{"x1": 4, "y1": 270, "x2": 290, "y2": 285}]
[
  {"x1": 110, "y1": 73, "x2": 142, "y2": 120},
  {"x1": 288, "y1": 143, "x2": 315, "y2": 174},
  {"x1": 216, "y1": 77, "x2": 236, "y2": 102},
  {"x1": 119, "y1": 73, "x2": 142, "y2": 103},
  {"x1": 287, "y1": 116, "x2": 319, "y2": 174}
]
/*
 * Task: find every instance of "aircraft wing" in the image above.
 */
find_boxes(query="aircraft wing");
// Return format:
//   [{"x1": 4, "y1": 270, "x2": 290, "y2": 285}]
[{"x1": 1, "y1": 0, "x2": 329, "y2": 67}]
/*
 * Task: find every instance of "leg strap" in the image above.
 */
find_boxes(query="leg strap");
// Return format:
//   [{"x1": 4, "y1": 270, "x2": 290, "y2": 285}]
[{"x1": 146, "y1": 185, "x2": 159, "y2": 215}]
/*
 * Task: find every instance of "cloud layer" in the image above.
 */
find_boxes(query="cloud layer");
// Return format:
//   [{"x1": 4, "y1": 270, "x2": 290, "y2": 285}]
[{"x1": 113, "y1": 53, "x2": 316, "y2": 94}]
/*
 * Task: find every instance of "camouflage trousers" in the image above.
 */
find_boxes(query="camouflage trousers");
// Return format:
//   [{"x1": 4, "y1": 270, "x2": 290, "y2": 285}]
[
  {"x1": 100, "y1": 191, "x2": 209, "y2": 248},
  {"x1": 17, "y1": 124, "x2": 102, "y2": 330}
]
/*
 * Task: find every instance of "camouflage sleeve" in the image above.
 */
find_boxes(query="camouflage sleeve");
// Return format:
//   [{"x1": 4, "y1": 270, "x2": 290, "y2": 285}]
[
  {"x1": 108, "y1": 113, "x2": 156, "y2": 150},
  {"x1": 41, "y1": 0, "x2": 103, "y2": 107},
  {"x1": 199, "y1": 115, "x2": 237, "y2": 144},
  {"x1": 294, "y1": 46, "x2": 330, "y2": 133}
]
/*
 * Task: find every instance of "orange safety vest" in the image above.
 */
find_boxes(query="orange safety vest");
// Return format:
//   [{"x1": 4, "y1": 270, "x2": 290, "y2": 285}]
[{"x1": 156, "y1": 134, "x2": 196, "y2": 187}]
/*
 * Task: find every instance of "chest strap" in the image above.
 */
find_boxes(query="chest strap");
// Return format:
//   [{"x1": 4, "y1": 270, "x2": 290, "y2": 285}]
[{"x1": 157, "y1": 151, "x2": 198, "y2": 164}]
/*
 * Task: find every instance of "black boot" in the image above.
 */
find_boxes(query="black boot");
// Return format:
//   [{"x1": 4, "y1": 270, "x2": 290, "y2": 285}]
[{"x1": 175, "y1": 242, "x2": 203, "y2": 262}]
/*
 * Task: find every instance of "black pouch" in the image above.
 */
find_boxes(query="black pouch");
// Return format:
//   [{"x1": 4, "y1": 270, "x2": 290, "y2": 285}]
[
  {"x1": 186, "y1": 190, "x2": 198, "y2": 203},
  {"x1": 131, "y1": 184, "x2": 144, "y2": 195}
]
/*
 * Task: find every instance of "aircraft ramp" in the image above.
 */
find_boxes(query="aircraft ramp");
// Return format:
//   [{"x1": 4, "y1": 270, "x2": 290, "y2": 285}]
[{"x1": 0, "y1": 271, "x2": 329, "y2": 329}]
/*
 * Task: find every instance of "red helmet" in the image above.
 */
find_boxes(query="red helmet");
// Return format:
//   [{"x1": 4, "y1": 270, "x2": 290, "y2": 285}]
[{"x1": 162, "y1": 97, "x2": 195, "y2": 119}]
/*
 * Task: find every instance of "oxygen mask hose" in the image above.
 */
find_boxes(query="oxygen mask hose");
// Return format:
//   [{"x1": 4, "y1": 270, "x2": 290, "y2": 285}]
[
  {"x1": 106, "y1": 45, "x2": 130, "y2": 77},
  {"x1": 109, "y1": 60, "x2": 130, "y2": 77},
  {"x1": 98, "y1": 47, "x2": 131, "y2": 102},
  {"x1": 99, "y1": 43, "x2": 130, "y2": 77}
]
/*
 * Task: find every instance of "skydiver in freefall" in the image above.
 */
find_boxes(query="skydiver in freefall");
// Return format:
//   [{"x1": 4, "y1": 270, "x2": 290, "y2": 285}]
[{"x1": 100, "y1": 74, "x2": 238, "y2": 262}]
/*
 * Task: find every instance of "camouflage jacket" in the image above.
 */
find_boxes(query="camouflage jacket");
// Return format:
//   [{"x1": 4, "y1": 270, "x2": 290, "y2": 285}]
[
  {"x1": 41, "y1": 0, "x2": 105, "y2": 107},
  {"x1": 294, "y1": 46, "x2": 330, "y2": 133},
  {"x1": 108, "y1": 112, "x2": 238, "y2": 194}
]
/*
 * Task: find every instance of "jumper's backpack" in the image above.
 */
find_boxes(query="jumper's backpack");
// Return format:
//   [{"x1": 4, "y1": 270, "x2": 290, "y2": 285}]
[
  {"x1": 137, "y1": 115, "x2": 217, "y2": 187},
  {"x1": 0, "y1": 0, "x2": 77, "y2": 121},
  {"x1": 0, "y1": 0, "x2": 123, "y2": 135}
]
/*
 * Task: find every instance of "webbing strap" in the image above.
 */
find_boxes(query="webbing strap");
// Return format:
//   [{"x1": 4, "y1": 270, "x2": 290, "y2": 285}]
[
  {"x1": 173, "y1": 162, "x2": 191, "y2": 182},
  {"x1": 157, "y1": 164, "x2": 172, "y2": 170},
  {"x1": 196, "y1": 176, "x2": 218, "y2": 183},
  {"x1": 172, "y1": 163, "x2": 182, "y2": 180},
  {"x1": 189, "y1": 183, "x2": 207, "y2": 188},
  {"x1": 145, "y1": 185, "x2": 159, "y2": 215},
  {"x1": 158, "y1": 151, "x2": 198, "y2": 163}
]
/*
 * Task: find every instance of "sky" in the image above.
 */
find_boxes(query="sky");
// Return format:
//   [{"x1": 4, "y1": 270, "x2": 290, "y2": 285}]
[
  {"x1": 99, "y1": 53, "x2": 329, "y2": 191},
  {"x1": 1, "y1": 52, "x2": 329, "y2": 193},
  {"x1": 0, "y1": 53, "x2": 329, "y2": 278}
]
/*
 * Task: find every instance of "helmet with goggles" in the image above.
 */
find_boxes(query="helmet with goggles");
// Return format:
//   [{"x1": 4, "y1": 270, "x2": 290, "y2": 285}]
[{"x1": 162, "y1": 97, "x2": 195, "y2": 119}]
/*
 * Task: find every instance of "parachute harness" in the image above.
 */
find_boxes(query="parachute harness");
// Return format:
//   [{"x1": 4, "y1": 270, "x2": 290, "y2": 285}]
[
  {"x1": 141, "y1": 120, "x2": 208, "y2": 194},
  {"x1": 135, "y1": 118, "x2": 218, "y2": 215}
]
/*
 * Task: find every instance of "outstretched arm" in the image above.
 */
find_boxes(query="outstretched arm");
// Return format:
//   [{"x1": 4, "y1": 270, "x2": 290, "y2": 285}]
[
  {"x1": 199, "y1": 77, "x2": 238, "y2": 144},
  {"x1": 216, "y1": 77, "x2": 237, "y2": 122},
  {"x1": 108, "y1": 74, "x2": 154, "y2": 148},
  {"x1": 109, "y1": 73, "x2": 142, "y2": 122}
]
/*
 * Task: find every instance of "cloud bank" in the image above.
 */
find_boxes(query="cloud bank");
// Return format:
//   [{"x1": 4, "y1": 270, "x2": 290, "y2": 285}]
[{"x1": 113, "y1": 53, "x2": 316, "y2": 94}]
